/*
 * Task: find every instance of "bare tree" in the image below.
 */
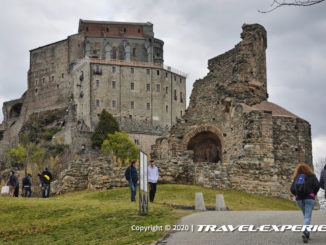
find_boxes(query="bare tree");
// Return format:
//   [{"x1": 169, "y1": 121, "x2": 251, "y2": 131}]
[{"x1": 259, "y1": 0, "x2": 325, "y2": 13}]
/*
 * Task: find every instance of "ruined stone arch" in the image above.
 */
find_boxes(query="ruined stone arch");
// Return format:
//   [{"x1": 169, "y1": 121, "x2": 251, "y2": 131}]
[
  {"x1": 183, "y1": 125, "x2": 224, "y2": 163},
  {"x1": 9, "y1": 103, "x2": 23, "y2": 118}
]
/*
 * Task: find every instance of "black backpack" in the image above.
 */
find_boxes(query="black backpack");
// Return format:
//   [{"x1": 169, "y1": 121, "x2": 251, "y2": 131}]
[
  {"x1": 295, "y1": 174, "x2": 307, "y2": 198},
  {"x1": 22, "y1": 176, "x2": 30, "y2": 186}
]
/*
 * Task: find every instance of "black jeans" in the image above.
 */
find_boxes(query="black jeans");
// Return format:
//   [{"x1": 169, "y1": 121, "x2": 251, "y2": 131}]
[
  {"x1": 149, "y1": 182, "x2": 157, "y2": 202},
  {"x1": 23, "y1": 186, "x2": 32, "y2": 197}
]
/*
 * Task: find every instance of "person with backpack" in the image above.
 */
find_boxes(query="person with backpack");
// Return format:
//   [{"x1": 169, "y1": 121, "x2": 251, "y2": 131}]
[
  {"x1": 290, "y1": 163, "x2": 320, "y2": 243},
  {"x1": 22, "y1": 174, "x2": 32, "y2": 198},
  {"x1": 124, "y1": 160, "x2": 138, "y2": 202},
  {"x1": 319, "y1": 164, "x2": 326, "y2": 195},
  {"x1": 6, "y1": 171, "x2": 17, "y2": 197},
  {"x1": 39, "y1": 168, "x2": 53, "y2": 198}
]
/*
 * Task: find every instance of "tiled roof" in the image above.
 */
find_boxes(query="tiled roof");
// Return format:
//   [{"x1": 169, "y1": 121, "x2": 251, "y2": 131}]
[{"x1": 241, "y1": 101, "x2": 300, "y2": 118}]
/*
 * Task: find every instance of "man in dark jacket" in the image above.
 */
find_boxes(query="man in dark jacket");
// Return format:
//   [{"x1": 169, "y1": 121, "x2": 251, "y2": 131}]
[
  {"x1": 40, "y1": 168, "x2": 53, "y2": 198},
  {"x1": 124, "y1": 160, "x2": 138, "y2": 202},
  {"x1": 22, "y1": 174, "x2": 32, "y2": 198},
  {"x1": 320, "y1": 164, "x2": 326, "y2": 197},
  {"x1": 7, "y1": 171, "x2": 17, "y2": 197}
]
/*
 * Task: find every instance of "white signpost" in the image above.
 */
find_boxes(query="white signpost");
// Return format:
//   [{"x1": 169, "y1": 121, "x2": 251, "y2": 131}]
[{"x1": 139, "y1": 150, "x2": 148, "y2": 215}]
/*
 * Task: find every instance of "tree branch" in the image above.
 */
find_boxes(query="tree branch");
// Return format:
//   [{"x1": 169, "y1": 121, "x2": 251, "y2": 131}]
[{"x1": 259, "y1": 0, "x2": 325, "y2": 13}]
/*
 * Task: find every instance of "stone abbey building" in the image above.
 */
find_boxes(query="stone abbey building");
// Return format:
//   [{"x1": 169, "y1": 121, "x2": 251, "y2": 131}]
[{"x1": 0, "y1": 20, "x2": 186, "y2": 156}]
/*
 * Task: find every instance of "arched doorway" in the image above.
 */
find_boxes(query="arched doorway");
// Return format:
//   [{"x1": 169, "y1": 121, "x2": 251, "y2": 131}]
[{"x1": 187, "y1": 131, "x2": 222, "y2": 163}]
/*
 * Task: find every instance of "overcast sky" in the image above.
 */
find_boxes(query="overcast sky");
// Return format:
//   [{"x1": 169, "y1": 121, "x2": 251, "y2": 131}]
[{"x1": 0, "y1": 0, "x2": 325, "y2": 162}]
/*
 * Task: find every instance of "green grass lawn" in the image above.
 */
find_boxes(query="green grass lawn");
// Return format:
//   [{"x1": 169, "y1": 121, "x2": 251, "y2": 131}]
[{"x1": 0, "y1": 184, "x2": 298, "y2": 244}]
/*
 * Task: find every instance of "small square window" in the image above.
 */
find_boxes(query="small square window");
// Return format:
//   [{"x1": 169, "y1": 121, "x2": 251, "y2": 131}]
[
  {"x1": 130, "y1": 67, "x2": 134, "y2": 73},
  {"x1": 146, "y1": 84, "x2": 150, "y2": 91},
  {"x1": 112, "y1": 100, "x2": 116, "y2": 108},
  {"x1": 112, "y1": 81, "x2": 116, "y2": 89},
  {"x1": 130, "y1": 83, "x2": 134, "y2": 90},
  {"x1": 112, "y1": 66, "x2": 116, "y2": 73},
  {"x1": 156, "y1": 84, "x2": 161, "y2": 92},
  {"x1": 146, "y1": 103, "x2": 150, "y2": 110}
]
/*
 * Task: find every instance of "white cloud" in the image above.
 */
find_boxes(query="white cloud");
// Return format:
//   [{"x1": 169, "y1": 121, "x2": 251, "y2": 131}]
[{"x1": 313, "y1": 135, "x2": 326, "y2": 163}]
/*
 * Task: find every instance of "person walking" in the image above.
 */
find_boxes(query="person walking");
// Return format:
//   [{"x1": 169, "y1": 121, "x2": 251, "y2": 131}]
[
  {"x1": 320, "y1": 164, "x2": 326, "y2": 194},
  {"x1": 40, "y1": 168, "x2": 53, "y2": 198},
  {"x1": 6, "y1": 171, "x2": 17, "y2": 197},
  {"x1": 124, "y1": 160, "x2": 138, "y2": 202},
  {"x1": 148, "y1": 160, "x2": 159, "y2": 203},
  {"x1": 290, "y1": 163, "x2": 320, "y2": 243},
  {"x1": 22, "y1": 174, "x2": 32, "y2": 198}
]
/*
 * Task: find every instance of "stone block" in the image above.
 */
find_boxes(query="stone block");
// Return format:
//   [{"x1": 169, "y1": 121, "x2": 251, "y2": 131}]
[
  {"x1": 216, "y1": 194, "x2": 227, "y2": 211},
  {"x1": 195, "y1": 192, "x2": 206, "y2": 211}
]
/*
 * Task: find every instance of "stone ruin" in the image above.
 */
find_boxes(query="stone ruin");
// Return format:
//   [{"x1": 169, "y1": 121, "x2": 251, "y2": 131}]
[{"x1": 151, "y1": 24, "x2": 312, "y2": 199}]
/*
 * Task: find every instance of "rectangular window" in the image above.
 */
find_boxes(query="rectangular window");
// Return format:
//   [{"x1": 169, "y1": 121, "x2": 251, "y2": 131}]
[
  {"x1": 112, "y1": 100, "x2": 116, "y2": 108},
  {"x1": 96, "y1": 80, "x2": 100, "y2": 88},
  {"x1": 42, "y1": 78, "x2": 45, "y2": 83},
  {"x1": 96, "y1": 99, "x2": 100, "y2": 107},
  {"x1": 134, "y1": 139, "x2": 139, "y2": 145},
  {"x1": 174, "y1": 89, "x2": 177, "y2": 100},
  {"x1": 133, "y1": 48, "x2": 136, "y2": 56},
  {"x1": 112, "y1": 81, "x2": 116, "y2": 89},
  {"x1": 181, "y1": 111, "x2": 183, "y2": 117},
  {"x1": 146, "y1": 102, "x2": 150, "y2": 110},
  {"x1": 146, "y1": 84, "x2": 150, "y2": 91},
  {"x1": 62, "y1": 73, "x2": 64, "y2": 78},
  {"x1": 174, "y1": 75, "x2": 176, "y2": 81},
  {"x1": 180, "y1": 92, "x2": 183, "y2": 103},
  {"x1": 180, "y1": 78, "x2": 182, "y2": 83},
  {"x1": 156, "y1": 84, "x2": 161, "y2": 92},
  {"x1": 157, "y1": 70, "x2": 160, "y2": 76},
  {"x1": 146, "y1": 69, "x2": 150, "y2": 75},
  {"x1": 166, "y1": 86, "x2": 168, "y2": 94},
  {"x1": 130, "y1": 101, "x2": 134, "y2": 109},
  {"x1": 51, "y1": 76, "x2": 54, "y2": 82},
  {"x1": 129, "y1": 115, "x2": 132, "y2": 119},
  {"x1": 130, "y1": 82, "x2": 134, "y2": 90},
  {"x1": 130, "y1": 67, "x2": 134, "y2": 74},
  {"x1": 166, "y1": 105, "x2": 168, "y2": 112},
  {"x1": 166, "y1": 72, "x2": 168, "y2": 78},
  {"x1": 112, "y1": 66, "x2": 116, "y2": 73}
]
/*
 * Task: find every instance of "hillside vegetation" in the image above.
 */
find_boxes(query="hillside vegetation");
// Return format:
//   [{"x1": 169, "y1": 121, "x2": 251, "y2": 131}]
[{"x1": 0, "y1": 184, "x2": 298, "y2": 244}]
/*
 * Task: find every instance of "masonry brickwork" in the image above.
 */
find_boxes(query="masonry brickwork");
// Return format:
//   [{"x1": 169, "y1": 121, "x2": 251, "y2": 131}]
[
  {"x1": 0, "y1": 20, "x2": 186, "y2": 159},
  {"x1": 151, "y1": 24, "x2": 312, "y2": 199}
]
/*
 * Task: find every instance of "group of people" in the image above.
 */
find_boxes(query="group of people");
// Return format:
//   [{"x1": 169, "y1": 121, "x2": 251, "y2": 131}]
[
  {"x1": 6, "y1": 168, "x2": 53, "y2": 198},
  {"x1": 124, "y1": 159, "x2": 159, "y2": 203},
  {"x1": 290, "y1": 163, "x2": 326, "y2": 243}
]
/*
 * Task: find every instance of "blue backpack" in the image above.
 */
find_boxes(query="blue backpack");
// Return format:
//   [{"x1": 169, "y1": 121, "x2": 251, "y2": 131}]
[{"x1": 295, "y1": 174, "x2": 307, "y2": 198}]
